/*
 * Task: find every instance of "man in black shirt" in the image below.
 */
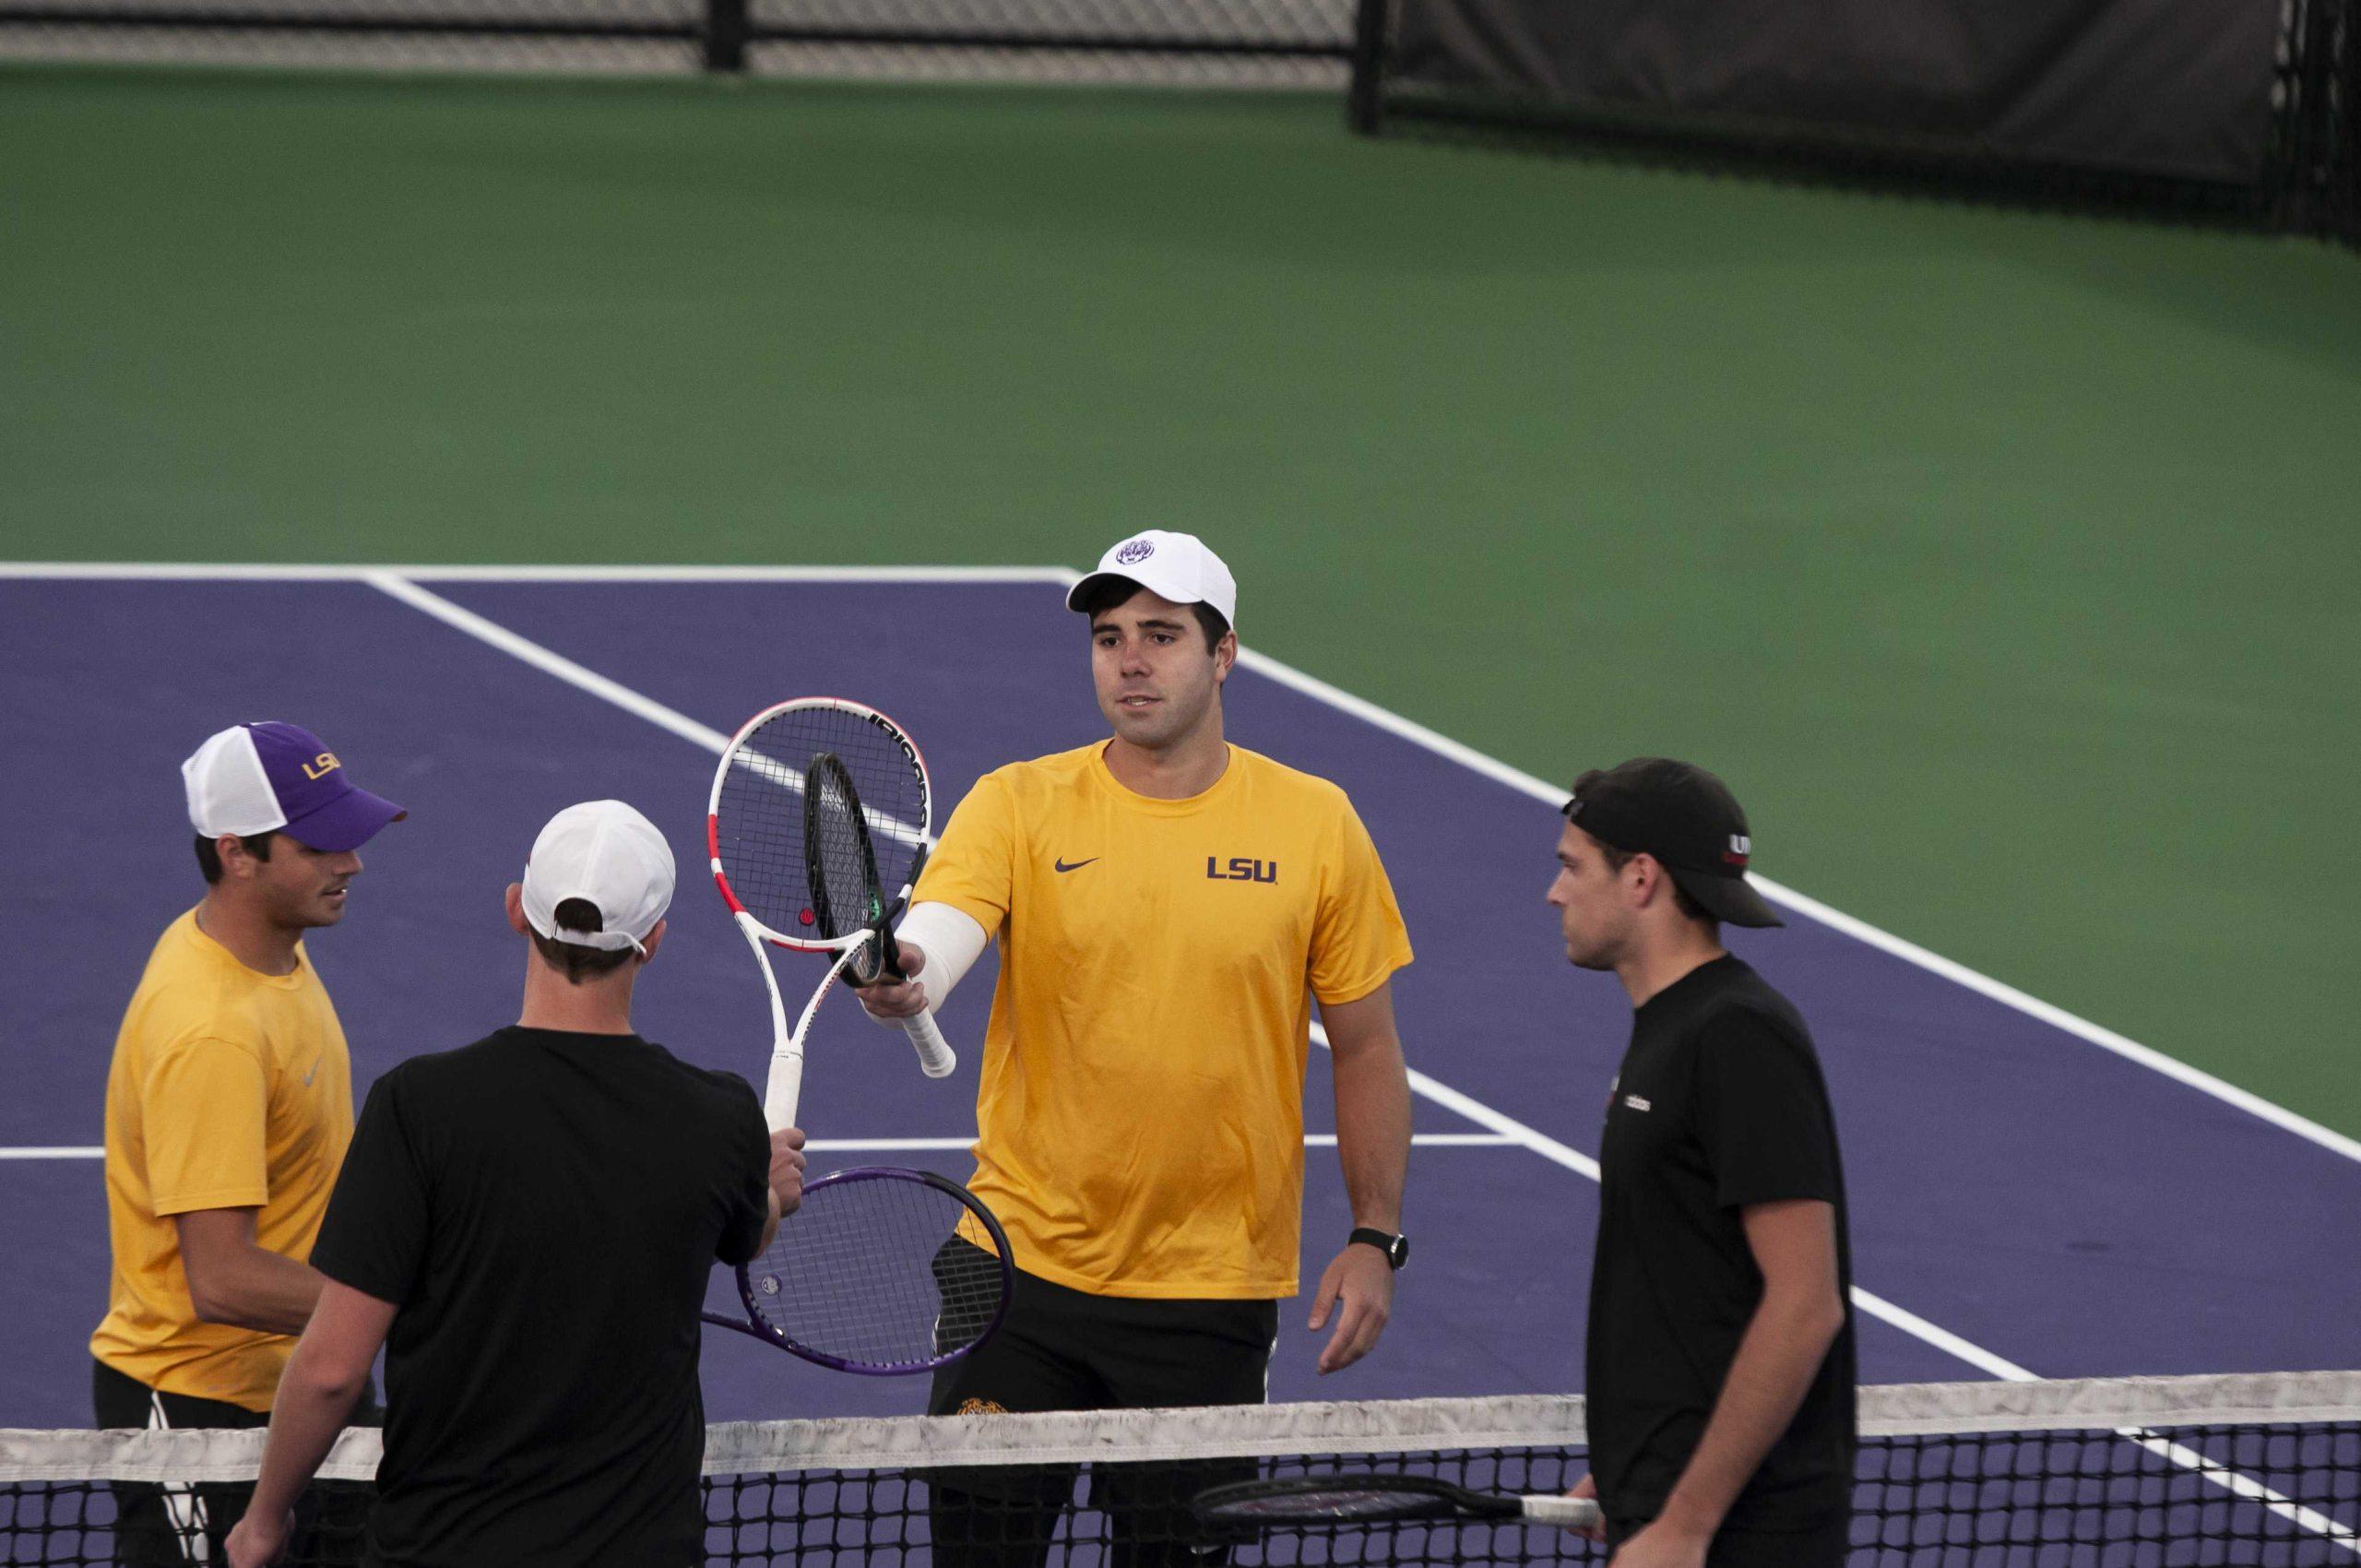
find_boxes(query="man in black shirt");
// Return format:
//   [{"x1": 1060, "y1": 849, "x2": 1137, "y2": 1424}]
[
  {"x1": 226, "y1": 800, "x2": 806, "y2": 1568},
  {"x1": 1548, "y1": 759, "x2": 1855, "y2": 1568}
]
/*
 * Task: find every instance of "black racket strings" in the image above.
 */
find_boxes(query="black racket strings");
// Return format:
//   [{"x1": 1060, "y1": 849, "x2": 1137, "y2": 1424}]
[
  {"x1": 745, "y1": 1177, "x2": 1003, "y2": 1367},
  {"x1": 715, "y1": 707, "x2": 926, "y2": 937},
  {"x1": 802, "y1": 756, "x2": 881, "y2": 944}
]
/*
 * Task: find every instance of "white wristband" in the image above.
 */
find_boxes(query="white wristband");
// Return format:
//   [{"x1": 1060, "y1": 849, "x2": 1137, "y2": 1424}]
[{"x1": 890, "y1": 901, "x2": 988, "y2": 1015}]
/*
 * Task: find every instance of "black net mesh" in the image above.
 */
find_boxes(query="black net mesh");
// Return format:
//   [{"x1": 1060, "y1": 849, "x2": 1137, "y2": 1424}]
[{"x1": 6, "y1": 1374, "x2": 2358, "y2": 1565}]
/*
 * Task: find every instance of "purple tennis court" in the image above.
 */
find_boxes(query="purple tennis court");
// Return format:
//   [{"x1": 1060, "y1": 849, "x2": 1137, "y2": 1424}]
[{"x1": 4, "y1": 566, "x2": 2358, "y2": 1449}]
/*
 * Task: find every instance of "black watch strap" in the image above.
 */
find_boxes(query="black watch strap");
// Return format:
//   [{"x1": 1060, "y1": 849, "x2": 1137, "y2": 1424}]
[{"x1": 1348, "y1": 1227, "x2": 1409, "y2": 1269}]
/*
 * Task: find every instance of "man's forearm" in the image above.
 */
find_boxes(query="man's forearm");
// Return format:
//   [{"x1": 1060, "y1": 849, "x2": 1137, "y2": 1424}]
[
  {"x1": 190, "y1": 1247, "x2": 327, "y2": 1336},
  {"x1": 246, "y1": 1339, "x2": 368, "y2": 1521},
  {"x1": 1655, "y1": 1287, "x2": 1845, "y2": 1538},
  {"x1": 199, "y1": 1253, "x2": 327, "y2": 1336},
  {"x1": 1330, "y1": 1037, "x2": 1410, "y2": 1232}
]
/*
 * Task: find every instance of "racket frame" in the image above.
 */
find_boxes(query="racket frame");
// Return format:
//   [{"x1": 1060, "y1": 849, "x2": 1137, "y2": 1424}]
[
  {"x1": 705, "y1": 1165, "x2": 1017, "y2": 1376},
  {"x1": 1192, "y1": 1472, "x2": 1600, "y2": 1530},
  {"x1": 706, "y1": 696, "x2": 955, "y2": 1121},
  {"x1": 707, "y1": 695, "x2": 933, "y2": 960}
]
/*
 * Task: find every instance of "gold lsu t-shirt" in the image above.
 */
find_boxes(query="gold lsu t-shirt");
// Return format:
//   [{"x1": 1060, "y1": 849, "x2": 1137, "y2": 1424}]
[
  {"x1": 89, "y1": 909, "x2": 356, "y2": 1411},
  {"x1": 915, "y1": 742, "x2": 1413, "y2": 1300}
]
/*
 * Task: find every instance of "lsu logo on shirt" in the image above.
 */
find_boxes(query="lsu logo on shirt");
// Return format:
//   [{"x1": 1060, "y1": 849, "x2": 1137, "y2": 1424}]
[{"x1": 1205, "y1": 856, "x2": 1278, "y2": 884}]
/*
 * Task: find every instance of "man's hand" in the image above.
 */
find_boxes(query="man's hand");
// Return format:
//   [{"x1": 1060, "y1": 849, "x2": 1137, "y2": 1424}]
[
  {"x1": 225, "y1": 1505, "x2": 292, "y2": 1568},
  {"x1": 1566, "y1": 1474, "x2": 1606, "y2": 1543},
  {"x1": 1307, "y1": 1241, "x2": 1394, "y2": 1374},
  {"x1": 851, "y1": 942, "x2": 929, "y2": 1020},
  {"x1": 771, "y1": 1127, "x2": 808, "y2": 1217},
  {"x1": 1601, "y1": 1515, "x2": 1709, "y2": 1568}
]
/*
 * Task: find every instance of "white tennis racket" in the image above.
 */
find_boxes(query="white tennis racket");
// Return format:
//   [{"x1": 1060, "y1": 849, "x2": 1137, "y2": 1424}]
[{"x1": 706, "y1": 697, "x2": 954, "y2": 1131}]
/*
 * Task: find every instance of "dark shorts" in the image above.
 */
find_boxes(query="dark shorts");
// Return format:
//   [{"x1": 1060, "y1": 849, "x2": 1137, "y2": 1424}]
[
  {"x1": 1606, "y1": 1510, "x2": 1850, "y2": 1568},
  {"x1": 925, "y1": 1241, "x2": 1279, "y2": 1568},
  {"x1": 92, "y1": 1357, "x2": 378, "y2": 1568}
]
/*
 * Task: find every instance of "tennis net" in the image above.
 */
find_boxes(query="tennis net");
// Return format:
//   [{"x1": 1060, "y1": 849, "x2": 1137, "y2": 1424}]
[{"x1": 4, "y1": 1371, "x2": 2356, "y2": 1563}]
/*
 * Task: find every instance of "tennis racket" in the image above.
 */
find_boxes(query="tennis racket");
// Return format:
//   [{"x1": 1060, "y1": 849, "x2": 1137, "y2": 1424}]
[
  {"x1": 702, "y1": 696, "x2": 1013, "y2": 1374},
  {"x1": 1192, "y1": 1474, "x2": 1601, "y2": 1530},
  {"x1": 706, "y1": 696, "x2": 954, "y2": 1115}
]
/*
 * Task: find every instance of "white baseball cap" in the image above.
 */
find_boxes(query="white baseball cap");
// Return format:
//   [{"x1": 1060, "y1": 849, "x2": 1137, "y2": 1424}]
[
  {"x1": 520, "y1": 801, "x2": 674, "y2": 956},
  {"x1": 1066, "y1": 530, "x2": 1238, "y2": 632}
]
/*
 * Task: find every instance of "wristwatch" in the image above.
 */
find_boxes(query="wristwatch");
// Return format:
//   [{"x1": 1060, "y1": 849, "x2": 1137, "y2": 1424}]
[{"x1": 1348, "y1": 1227, "x2": 1410, "y2": 1269}]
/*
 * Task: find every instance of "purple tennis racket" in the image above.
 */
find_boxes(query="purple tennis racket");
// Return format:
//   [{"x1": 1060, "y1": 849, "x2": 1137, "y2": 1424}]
[{"x1": 703, "y1": 1167, "x2": 1014, "y2": 1375}]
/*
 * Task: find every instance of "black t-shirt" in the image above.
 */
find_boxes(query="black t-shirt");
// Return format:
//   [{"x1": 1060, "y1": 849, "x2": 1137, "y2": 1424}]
[
  {"x1": 310, "y1": 1026, "x2": 770, "y2": 1568},
  {"x1": 1585, "y1": 956, "x2": 1856, "y2": 1532}
]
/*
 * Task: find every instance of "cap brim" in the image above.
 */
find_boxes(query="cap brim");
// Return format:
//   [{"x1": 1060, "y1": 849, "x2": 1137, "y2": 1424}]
[
  {"x1": 1672, "y1": 868, "x2": 1785, "y2": 929},
  {"x1": 1067, "y1": 569, "x2": 1160, "y2": 612},
  {"x1": 279, "y1": 788, "x2": 407, "y2": 853}
]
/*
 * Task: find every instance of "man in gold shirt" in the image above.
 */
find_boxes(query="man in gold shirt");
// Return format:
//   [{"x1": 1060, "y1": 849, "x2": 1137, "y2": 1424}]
[
  {"x1": 90, "y1": 721, "x2": 403, "y2": 1565},
  {"x1": 858, "y1": 531, "x2": 1416, "y2": 1566}
]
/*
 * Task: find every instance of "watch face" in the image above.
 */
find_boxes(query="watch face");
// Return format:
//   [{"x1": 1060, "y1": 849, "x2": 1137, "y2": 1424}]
[{"x1": 1387, "y1": 1235, "x2": 1409, "y2": 1268}]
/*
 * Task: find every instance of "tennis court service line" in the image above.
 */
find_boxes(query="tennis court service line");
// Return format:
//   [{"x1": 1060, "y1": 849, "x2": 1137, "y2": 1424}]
[
  {"x1": 801, "y1": 1135, "x2": 1520, "y2": 1150},
  {"x1": 11, "y1": 563, "x2": 2348, "y2": 1163},
  {"x1": 23, "y1": 568, "x2": 2337, "y2": 1550},
  {"x1": 1305, "y1": 1022, "x2": 2034, "y2": 1384},
  {"x1": 1302, "y1": 1024, "x2": 2359, "y2": 1558},
  {"x1": 0, "y1": 563, "x2": 1072, "y2": 584},
  {"x1": 362, "y1": 573, "x2": 2034, "y2": 1381},
  {"x1": 1222, "y1": 633, "x2": 2361, "y2": 1170},
  {"x1": 0, "y1": 1136, "x2": 1515, "y2": 1158}
]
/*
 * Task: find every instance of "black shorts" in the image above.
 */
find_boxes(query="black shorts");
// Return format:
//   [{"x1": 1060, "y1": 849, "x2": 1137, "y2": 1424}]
[
  {"x1": 1605, "y1": 1510, "x2": 1850, "y2": 1568},
  {"x1": 92, "y1": 1357, "x2": 378, "y2": 1567},
  {"x1": 925, "y1": 1241, "x2": 1279, "y2": 1568}
]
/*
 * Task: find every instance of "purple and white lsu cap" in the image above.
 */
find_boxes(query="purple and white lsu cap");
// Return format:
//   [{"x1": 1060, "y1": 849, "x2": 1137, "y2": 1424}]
[{"x1": 182, "y1": 722, "x2": 407, "y2": 853}]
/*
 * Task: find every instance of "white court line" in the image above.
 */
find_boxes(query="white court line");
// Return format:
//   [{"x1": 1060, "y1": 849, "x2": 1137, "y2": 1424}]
[
  {"x1": 8, "y1": 575, "x2": 2345, "y2": 1190},
  {"x1": 1228, "y1": 640, "x2": 2361, "y2": 1169},
  {"x1": 0, "y1": 562, "x2": 1071, "y2": 584},
  {"x1": 806, "y1": 1134, "x2": 1518, "y2": 1151},
  {"x1": 1, "y1": 1134, "x2": 1519, "y2": 1159},
  {"x1": 1305, "y1": 1023, "x2": 2035, "y2": 1382},
  {"x1": 13, "y1": 561, "x2": 2355, "y2": 1163},
  {"x1": 369, "y1": 568, "x2": 2038, "y2": 1380},
  {"x1": 26, "y1": 558, "x2": 2325, "y2": 1165},
  {"x1": 18, "y1": 564, "x2": 2345, "y2": 1550},
  {"x1": 1306, "y1": 1025, "x2": 2356, "y2": 1557}
]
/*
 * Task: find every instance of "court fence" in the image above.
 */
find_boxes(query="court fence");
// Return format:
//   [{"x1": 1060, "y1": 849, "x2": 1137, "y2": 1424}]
[
  {"x1": 0, "y1": 0, "x2": 1351, "y2": 85},
  {"x1": 3, "y1": 0, "x2": 2352, "y2": 243},
  {"x1": 1347, "y1": 0, "x2": 2361, "y2": 247}
]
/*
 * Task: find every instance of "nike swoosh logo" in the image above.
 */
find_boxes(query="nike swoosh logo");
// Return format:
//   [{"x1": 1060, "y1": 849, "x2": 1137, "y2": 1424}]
[
  {"x1": 303, "y1": 1060, "x2": 320, "y2": 1087},
  {"x1": 1053, "y1": 858, "x2": 1099, "y2": 873}
]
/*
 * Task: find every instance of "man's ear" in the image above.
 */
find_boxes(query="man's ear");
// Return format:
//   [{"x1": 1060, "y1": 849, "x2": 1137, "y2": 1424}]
[
  {"x1": 218, "y1": 834, "x2": 258, "y2": 881},
  {"x1": 1626, "y1": 852, "x2": 1667, "y2": 909},
  {"x1": 1213, "y1": 628, "x2": 1239, "y2": 683},
  {"x1": 637, "y1": 918, "x2": 666, "y2": 965},
  {"x1": 504, "y1": 883, "x2": 530, "y2": 936}
]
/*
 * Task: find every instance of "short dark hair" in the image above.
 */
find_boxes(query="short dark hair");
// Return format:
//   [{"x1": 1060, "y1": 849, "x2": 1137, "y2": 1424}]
[
  {"x1": 1076, "y1": 577, "x2": 1229, "y2": 652},
  {"x1": 1587, "y1": 836, "x2": 1713, "y2": 927},
  {"x1": 194, "y1": 832, "x2": 277, "y2": 885},
  {"x1": 529, "y1": 897, "x2": 635, "y2": 983}
]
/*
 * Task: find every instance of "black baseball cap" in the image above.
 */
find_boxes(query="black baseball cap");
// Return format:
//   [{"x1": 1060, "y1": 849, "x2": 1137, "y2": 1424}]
[{"x1": 1560, "y1": 758, "x2": 1784, "y2": 929}]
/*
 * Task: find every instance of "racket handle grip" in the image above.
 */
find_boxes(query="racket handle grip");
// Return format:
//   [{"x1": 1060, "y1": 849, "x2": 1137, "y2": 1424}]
[
  {"x1": 1520, "y1": 1496, "x2": 1601, "y2": 1528},
  {"x1": 901, "y1": 1010, "x2": 956, "y2": 1078}
]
